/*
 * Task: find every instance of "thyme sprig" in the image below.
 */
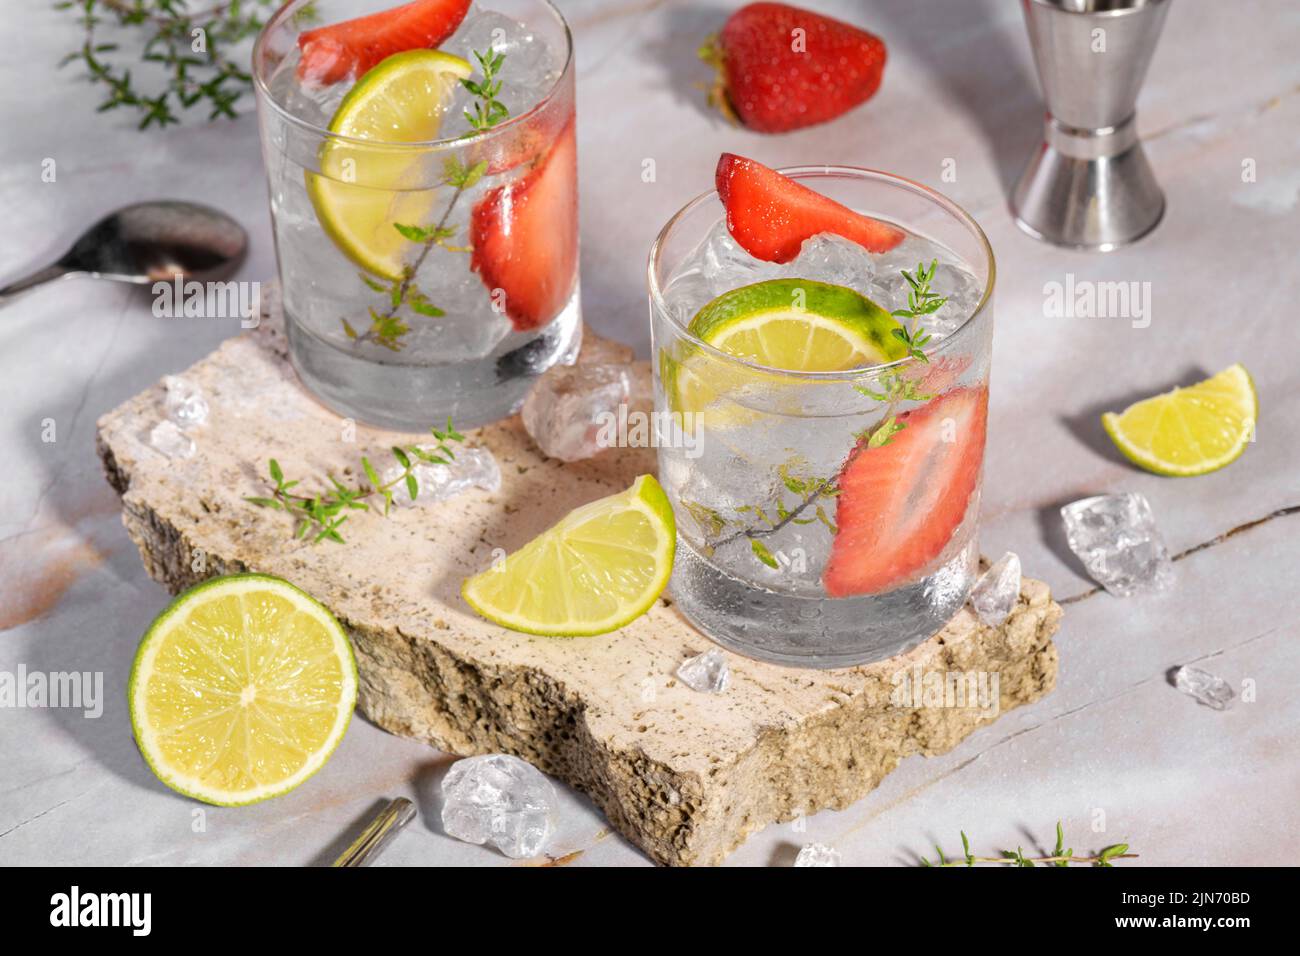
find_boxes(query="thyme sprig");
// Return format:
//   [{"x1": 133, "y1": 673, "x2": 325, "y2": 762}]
[
  {"x1": 922, "y1": 823, "x2": 1137, "y2": 868},
  {"x1": 57, "y1": 0, "x2": 277, "y2": 129},
  {"x1": 346, "y1": 48, "x2": 508, "y2": 350},
  {"x1": 461, "y1": 47, "x2": 509, "y2": 132},
  {"x1": 244, "y1": 419, "x2": 465, "y2": 543}
]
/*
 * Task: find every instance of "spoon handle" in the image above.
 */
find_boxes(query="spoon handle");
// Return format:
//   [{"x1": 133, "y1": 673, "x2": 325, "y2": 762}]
[
  {"x1": 331, "y1": 797, "x2": 417, "y2": 867},
  {"x1": 0, "y1": 263, "x2": 69, "y2": 303}
]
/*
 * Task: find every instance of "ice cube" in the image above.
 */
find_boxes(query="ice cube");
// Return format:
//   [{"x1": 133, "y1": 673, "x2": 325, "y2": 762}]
[
  {"x1": 969, "y1": 551, "x2": 1021, "y2": 626},
  {"x1": 521, "y1": 364, "x2": 630, "y2": 462},
  {"x1": 789, "y1": 233, "x2": 884, "y2": 289},
  {"x1": 795, "y1": 843, "x2": 841, "y2": 867},
  {"x1": 382, "y1": 445, "x2": 500, "y2": 506},
  {"x1": 443, "y1": 10, "x2": 561, "y2": 135},
  {"x1": 148, "y1": 420, "x2": 195, "y2": 460},
  {"x1": 1173, "y1": 665, "x2": 1235, "y2": 711},
  {"x1": 162, "y1": 375, "x2": 209, "y2": 429},
  {"x1": 676, "y1": 648, "x2": 730, "y2": 693},
  {"x1": 1060, "y1": 493, "x2": 1174, "y2": 597},
  {"x1": 440, "y1": 754, "x2": 557, "y2": 859}
]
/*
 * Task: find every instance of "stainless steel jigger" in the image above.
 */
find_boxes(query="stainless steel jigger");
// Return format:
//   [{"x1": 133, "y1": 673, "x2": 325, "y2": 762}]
[{"x1": 1012, "y1": 0, "x2": 1172, "y2": 251}]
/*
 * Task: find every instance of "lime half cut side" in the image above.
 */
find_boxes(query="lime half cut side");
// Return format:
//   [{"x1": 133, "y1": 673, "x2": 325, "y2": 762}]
[
  {"x1": 129, "y1": 573, "x2": 357, "y2": 806},
  {"x1": 462, "y1": 475, "x2": 676, "y2": 637},
  {"x1": 1101, "y1": 363, "x2": 1258, "y2": 476},
  {"x1": 306, "y1": 50, "x2": 473, "y2": 281}
]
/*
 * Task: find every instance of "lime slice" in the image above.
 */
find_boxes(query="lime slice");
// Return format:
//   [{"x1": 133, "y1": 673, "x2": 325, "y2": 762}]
[
  {"x1": 1101, "y1": 363, "x2": 1258, "y2": 476},
  {"x1": 668, "y1": 278, "x2": 906, "y2": 417},
  {"x1": 129, "y1": 574, "x2": 357, "y2": 806},
  {"x1": 462, "y1": 475, "x2": 676, "y2": 636},
  {"x1": 306, "y1": 50, "x2": 473, "y2": 281}
]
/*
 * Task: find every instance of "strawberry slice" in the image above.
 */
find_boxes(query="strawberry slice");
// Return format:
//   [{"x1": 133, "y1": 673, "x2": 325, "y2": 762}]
[
  {"x1": 470, "y1": 120, "x2": 578, "y2": 332},
  {"x1": 716, "y1": 153, "x2": 905, "y2": 263},
  {"x1": 296, "y1": 0, "x2": 472, "y2": 85},
  {"x1": 824, "y1": 387, "x2": 987, "y2": 597}
]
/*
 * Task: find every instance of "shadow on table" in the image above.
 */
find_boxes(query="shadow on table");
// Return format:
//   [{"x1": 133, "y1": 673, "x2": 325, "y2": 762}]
[{"x1": 869, "y1": 0, "x2": 1042, "y2": 200}]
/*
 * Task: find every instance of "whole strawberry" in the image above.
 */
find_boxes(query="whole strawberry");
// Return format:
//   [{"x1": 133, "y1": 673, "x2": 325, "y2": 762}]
[{"x1": 700, "y1": 2, "x2": 887, "y2": 133}]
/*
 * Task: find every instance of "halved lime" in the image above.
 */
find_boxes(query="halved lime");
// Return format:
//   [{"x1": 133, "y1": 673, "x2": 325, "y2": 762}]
[
  {"x1": 129, "y1": 574, "x2": 357, "y2": 806},
  {"x1": 1101, "y1": 363, "x2": 1257, "y2": 476},
  {"x1": 462, "y1": 475, "x2": 676, "y2": 636},
  {"x1": 306, "y1": 50, "x2": 473, "y2": 281},
  {"x1": 668, "y1": 278, "x2": 906, "y2": 416}
]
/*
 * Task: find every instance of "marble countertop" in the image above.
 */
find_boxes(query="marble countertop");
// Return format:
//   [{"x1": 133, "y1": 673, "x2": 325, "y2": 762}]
[{"x1": 2, "y1": 0, "x2": 1297, "y2": 866}]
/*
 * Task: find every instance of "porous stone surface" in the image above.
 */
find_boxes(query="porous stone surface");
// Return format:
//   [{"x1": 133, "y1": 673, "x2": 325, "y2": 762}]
[{"x1": 96, "y1": 294, "x2": 1061, "y2": 866}]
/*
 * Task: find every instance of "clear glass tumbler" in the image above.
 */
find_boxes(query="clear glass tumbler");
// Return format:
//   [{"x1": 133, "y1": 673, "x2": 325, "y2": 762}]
[
  {"x1": 649, "y1": 167, "x2": 995, "y2": 668},
  {"x1": 253, "y1": 0, "x2": 579, "y2": 430}
]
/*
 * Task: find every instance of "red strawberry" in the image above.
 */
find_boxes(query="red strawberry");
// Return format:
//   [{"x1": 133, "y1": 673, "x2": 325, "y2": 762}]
[
  {"x1": 701, "y1": 2, "x2": 887, "y2": 133},
  {"x1": 470, "y1": 120, "x2": 578, "y2": 332},
  {"x1": 716, "y1": 153, "x2": 905, "y2": 262},
  {"x1": 824, "y1": 387, "x2": 988, "y2": 597},
  {"x1": 296, "y1": 0, "x2": 472, "y2": 85}
]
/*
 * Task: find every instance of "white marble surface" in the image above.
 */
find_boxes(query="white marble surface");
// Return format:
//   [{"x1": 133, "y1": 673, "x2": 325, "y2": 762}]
[{"x1": 2, "y1": 0, "x2": 1298, "y2": 866}]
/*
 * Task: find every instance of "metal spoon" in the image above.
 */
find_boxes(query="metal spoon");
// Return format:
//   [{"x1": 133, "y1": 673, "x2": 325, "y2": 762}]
[{"x1": 0, "y1": 200, "x2": 248, "y2": 303}]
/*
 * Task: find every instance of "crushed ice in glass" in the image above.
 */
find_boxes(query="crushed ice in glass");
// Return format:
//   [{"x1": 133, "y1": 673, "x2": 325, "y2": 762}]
[
  {"x1": 521, "y1": 364, "x2": 630, "y2": 462},
  {"x1": 382, "y1": 445, "x2": 500, "y2": 506},
  {"x1": 663, "y1": 221, "x2": 984, "y2": 337},
  {"x1": 795, "y1": 843, "x2": 841, "y2": 867},
  {"x1": 163, "y1": 375, "x2": 209, "y2": 429},
  {"x1": 969, "y1": 551, "x2": 1021, "y2": 626},
  {"x1": 1173, "y1": 665, "x2": 1235, "y2": 711},
  {"x1": 1060, "y1": 493, "x2": 1174, "y2": 597},
  {"x1": 148, "y1": 420, "x2": 195, "y2": 460},
  {"x1": 440, "y1": 753, "x2": 557, "y2": 859},
  {"x1": 676, "y1": 648, "x2": 730, "y2": 694}
]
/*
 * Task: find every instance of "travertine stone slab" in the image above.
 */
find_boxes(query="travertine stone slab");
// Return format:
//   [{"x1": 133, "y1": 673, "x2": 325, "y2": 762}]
[{"x1": 96, "y1": 297, "x2": 1060, "y2": 866}]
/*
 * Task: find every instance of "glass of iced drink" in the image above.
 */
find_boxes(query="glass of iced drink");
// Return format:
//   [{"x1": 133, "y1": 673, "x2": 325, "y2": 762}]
[
  {"x1": 649, "y1": 156, "x2": 995, "y2": 668},
  {"x1": 253, "y1": 0, "x2": 577, "y2": 430}
]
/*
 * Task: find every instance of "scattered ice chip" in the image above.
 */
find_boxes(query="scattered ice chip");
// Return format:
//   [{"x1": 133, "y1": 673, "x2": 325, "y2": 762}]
[
  {"x1": 382, "y1": 445, "x2": 500, "y2": 506},
  {"x1": 969, "y1": 551, "x2": 1021, "y2": 626},
  {"x1": 521, "y1": 363, "x2": 630, "y2": 462},
  {"x1": 1060, "y1": 493, "x2": 1174, "y2": 596},
  {"x1": 676, "y1": 648, "x2": 730, "y2": 693},
  {"x1": 148, "y1": 420, "x2": 195, "y2": 460},
  {"x1": 795, "y1": 843, "x2": 841, "y2": 867},
  {"x1": 440, "y1": 753, "x2": 557, "y2": 859},
  {"x1": 1173, "y1": 665, "x2": 1235, "y2": 711},
  {"x1": 162, "y1": 375, "x2": 209, "y2": 429}
]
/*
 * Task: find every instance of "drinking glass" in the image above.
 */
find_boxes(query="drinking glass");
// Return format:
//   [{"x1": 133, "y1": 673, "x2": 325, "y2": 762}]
[
  {"x1": 253, "y1": 0, "x2": 578, "y2": 430},
  {"x1": 648, "y1": 167, "x2": 996, "y2": 668}
]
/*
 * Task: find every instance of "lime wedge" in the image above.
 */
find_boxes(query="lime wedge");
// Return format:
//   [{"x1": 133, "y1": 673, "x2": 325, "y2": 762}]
[
  {"x1": 129, "y1": 574, "x2": 357, "y2": 806},
  {"x1": 667, "y1": 278, "x2": 906, "y2": 417},
  {"x1": 1101, "y1": 363, "x2": 1258, "y2": 476},
  {"x1": 306, "y1": 50, "x2": 473, "y2": 281},
  {"x1": 462, "y1": 475, "x2": 676, "y2": 636}
]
